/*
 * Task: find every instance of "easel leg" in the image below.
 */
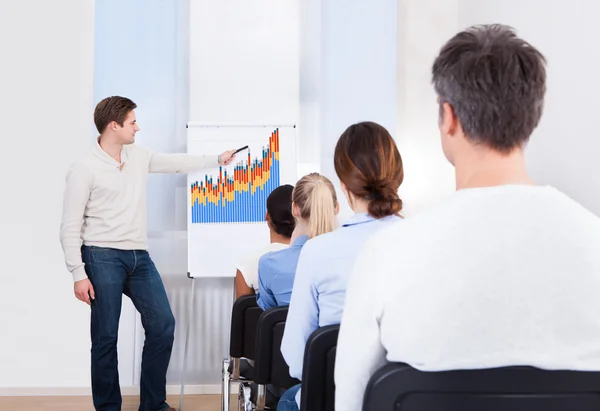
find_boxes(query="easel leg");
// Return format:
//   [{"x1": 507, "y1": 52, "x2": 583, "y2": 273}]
[{"x1": 179, "y1": 276, "x2": 196, "y2": 411}]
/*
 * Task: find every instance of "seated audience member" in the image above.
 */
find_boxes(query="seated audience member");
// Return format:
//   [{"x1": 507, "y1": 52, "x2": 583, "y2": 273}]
[
  {"x1": 257, "y1": 173, "x2": 338, "y2": 310},
  {"x1": 277, "y1": 121, "x2": 405, "y2": 411},
  {"x1": 235, "y1": 184, "x2": 295, "y2": 299},
  {"x1": 334, "y1": 24, "x2": 600, "y2": 411}
]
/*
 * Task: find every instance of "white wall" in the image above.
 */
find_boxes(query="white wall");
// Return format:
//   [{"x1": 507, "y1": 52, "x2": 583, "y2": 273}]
[
  {"x1": 458, "y1": 0, "x2": 600, "y2": 217},
  {"x1": 396, "y1": 0, "x2": 457, "y2": 216},
  {"x1": 302, "y1": 0, "x2": 398, "y2": 219},
  {"x1": 397, "y1": 0, "x2": 600, "y2": 219},
  {"x1": 298, "y1": 0, "x2": 323, "y2": 170},
  {"x1": 303, "y1": 0, "x2": 456, "y2": 220},
  {"x1": 0, "y1": 0, "x2": 95, "y2": 390},
  {"x1": 189, "y1": 0, "x2": 299, "y2": 123}
]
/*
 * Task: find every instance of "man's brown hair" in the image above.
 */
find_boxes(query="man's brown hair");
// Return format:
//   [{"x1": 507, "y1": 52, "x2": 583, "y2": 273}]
[
  {"x1": 94, "y1": 96, "x2": 137, "y2": 134},
  {"x1": 432, "y1": 24, "x2": 547, "y2": 153}
]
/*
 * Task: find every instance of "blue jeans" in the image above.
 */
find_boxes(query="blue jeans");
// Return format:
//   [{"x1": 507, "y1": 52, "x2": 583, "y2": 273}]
[
  {"x1": 82, "y1": 246, "x2": 176, "y2": 411},
  {"x1": 277, "y1": 384, "x2": 301, "y2": 411}
]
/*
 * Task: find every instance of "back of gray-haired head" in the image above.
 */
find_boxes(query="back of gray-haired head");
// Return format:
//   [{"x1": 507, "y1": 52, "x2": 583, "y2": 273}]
[{"x1": 432, "y1": 24, "x2": 547, "y2": 153}]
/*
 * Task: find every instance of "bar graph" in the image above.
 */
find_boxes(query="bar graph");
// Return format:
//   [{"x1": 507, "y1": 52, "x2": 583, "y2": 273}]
[{"x1": 190, "y1": 129, "x2": 281, "y2": 223}]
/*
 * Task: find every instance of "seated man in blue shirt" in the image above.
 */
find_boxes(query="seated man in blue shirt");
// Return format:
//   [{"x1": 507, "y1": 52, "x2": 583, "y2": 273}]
[
  {"x1": 277, "y1": 121, "x2": 405, "y2": 411},
  {"x1": 257, "y1": 172, "x2": 338, "y2": 310}
]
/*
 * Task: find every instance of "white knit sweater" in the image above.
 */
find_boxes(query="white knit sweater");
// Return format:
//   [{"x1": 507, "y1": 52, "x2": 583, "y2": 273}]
[
  {"x1": 335, "y1": 185, "x2": 600, "y2": 411},
  {"x1": 59, "y1": 139, "x2": 218, "y2": 282}
]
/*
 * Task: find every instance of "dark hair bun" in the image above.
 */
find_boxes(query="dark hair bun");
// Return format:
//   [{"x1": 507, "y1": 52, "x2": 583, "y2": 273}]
[
  {"x1": 266, "y1": 184, "x2": 295, "y2": 238},
  {"x1": 334, "y1": 121, "x2": 404, "y2": 218},
  {"x1": 365, "y1": 182, "x2": 402, "y2": 218}
]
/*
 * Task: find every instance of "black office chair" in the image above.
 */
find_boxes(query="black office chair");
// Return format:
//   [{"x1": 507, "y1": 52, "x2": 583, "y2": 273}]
[
  {"x1": 239, "y1": 306, "x2": 300, "y2": 410},
  {"x1": 363, "y1": 363, "x2": 600, "y2": 411},
  {"x1": 222, "y1": 295, "x2": 263, "y2": 411},
  {"x1": 299, "y1": 324, "x2": 339, "y2": 411}
]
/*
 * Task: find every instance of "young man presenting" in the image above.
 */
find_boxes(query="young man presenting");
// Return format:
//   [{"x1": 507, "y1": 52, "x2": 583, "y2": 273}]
[{"x1": 60, "y1": 96, "x2": 236, "y2": 411}]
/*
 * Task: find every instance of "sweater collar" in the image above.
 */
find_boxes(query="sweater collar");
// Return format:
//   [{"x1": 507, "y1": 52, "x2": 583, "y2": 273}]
[{"x1": 92, "y1": 137, "x2": 128, "y2": 167}]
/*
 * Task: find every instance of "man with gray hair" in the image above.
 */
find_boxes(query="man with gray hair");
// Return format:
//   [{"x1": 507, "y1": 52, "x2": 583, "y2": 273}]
[{"x1": 334, "y1": 24, "x2": 600, "y2": 411}]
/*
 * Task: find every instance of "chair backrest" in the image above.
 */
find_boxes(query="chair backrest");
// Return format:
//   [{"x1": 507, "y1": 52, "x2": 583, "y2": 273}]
[
  {"x1": 300, "y1": 324, "x2": 339, "y2": 411},
  {"x1": 363, "y1": 363, "x2": 600, "y2": 411},
  {"x1": 253, "y1": 306, "x2": 300, "y2": 389},
  {"x1": 229, "y1": 295, "x2": 263, "y2": 360}
]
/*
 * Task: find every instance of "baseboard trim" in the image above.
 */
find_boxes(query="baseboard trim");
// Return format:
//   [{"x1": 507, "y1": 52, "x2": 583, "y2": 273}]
[{"x1": 0, "y1": 384, "x2": 221, "y2": 397}]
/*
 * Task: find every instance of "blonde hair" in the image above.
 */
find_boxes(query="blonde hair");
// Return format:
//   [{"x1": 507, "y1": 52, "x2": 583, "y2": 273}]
[{"x1": 292, "y1": 173, "x2": 338, "y2": 239}]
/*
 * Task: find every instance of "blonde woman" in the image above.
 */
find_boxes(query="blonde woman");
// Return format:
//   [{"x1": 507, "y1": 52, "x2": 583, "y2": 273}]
[{"x1": 256, "y1": 173, "x2": 338, "y2": 310}]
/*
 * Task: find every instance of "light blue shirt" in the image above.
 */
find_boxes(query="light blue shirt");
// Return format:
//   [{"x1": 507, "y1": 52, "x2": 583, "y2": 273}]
[
  {"x1": 280, "y1": 213, "x2": 401, "y2": 407},
  {"x1": 257, "y1": 235, "x2": 309, "y2": 310}
]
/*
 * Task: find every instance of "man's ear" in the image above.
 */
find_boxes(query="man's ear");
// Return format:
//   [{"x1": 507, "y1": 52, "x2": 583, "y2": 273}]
[{"x1": 441, "y1": 101, "x2": 458, "y2": 137}]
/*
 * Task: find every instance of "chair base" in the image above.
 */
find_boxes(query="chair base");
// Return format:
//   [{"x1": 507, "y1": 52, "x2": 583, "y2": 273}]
[
  {"x1": 222, "y1": 358, "x2": 232, "y2": 411},
  {"x1": 224, "y1": 357, "x2": 255, "y2": 411},
  {"x1": 238, "y1": 382, "x2": 253, "y2": 411}
]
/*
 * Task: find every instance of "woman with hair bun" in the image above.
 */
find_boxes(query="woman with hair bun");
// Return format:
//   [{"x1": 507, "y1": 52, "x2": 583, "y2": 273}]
[{"x1": 278, "y1": 121, "x2": 404, "y2": 411}]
